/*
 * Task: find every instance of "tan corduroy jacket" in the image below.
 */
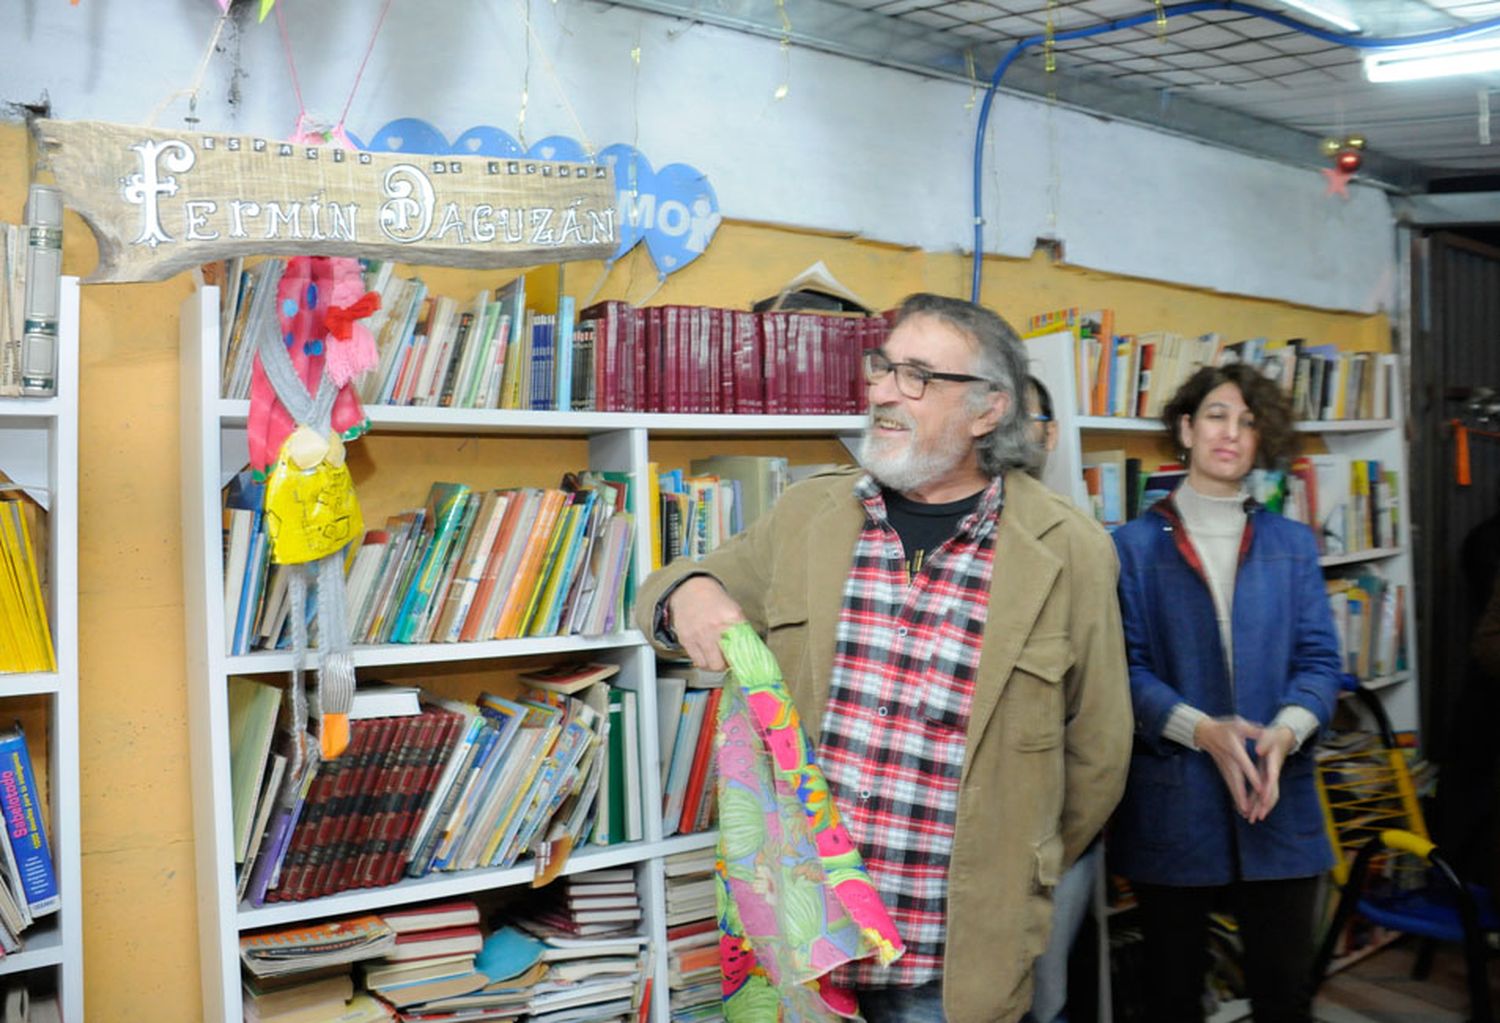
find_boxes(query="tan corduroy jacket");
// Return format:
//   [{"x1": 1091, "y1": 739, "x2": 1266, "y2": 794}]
[{"x1": 635, "y1": 467, "x2": 1132, "y2": 1023}]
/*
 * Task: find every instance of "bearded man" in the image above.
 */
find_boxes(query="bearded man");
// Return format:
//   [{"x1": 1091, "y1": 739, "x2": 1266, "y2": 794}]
[{"x1": 637, "y1": 292, "x2": 1131, "y2": 1023}]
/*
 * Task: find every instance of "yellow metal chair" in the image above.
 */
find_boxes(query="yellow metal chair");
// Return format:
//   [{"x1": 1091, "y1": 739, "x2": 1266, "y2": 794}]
[{"x1": 1312, "y1": 684, "x2": 1498, "y2": 1023}]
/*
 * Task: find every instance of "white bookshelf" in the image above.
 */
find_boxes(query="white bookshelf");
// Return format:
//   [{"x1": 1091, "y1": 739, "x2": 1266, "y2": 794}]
[
  {"x1": 1026, "y1": 327, "x2": 1420, "y2": 1023},
  {"x1": 0, "y1": 278, "x2": 82, "y2": 1018},
  {"x1": 1027, "y1": 329, "x2": 1420, "y2": 735},
  {"x1": 180, "y1": 284, "x2": 861, "y2": 1022}
]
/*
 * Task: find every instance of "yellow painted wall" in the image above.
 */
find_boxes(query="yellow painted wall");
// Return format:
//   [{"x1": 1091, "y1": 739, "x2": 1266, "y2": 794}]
[{"x1": 0, "y1": 120, "x2": 1387, "y2": 1021}]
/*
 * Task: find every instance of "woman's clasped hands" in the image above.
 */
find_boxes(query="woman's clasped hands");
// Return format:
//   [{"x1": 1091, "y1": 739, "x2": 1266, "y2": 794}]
[{"x1": 1192, "y1": 716, "x2": 1297, "y2": 824}]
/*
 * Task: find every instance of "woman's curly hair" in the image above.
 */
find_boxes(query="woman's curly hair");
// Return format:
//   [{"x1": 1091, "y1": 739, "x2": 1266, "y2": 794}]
[{"x1": 1161, "y1": 362, "x2": 1297, "y2": 468}]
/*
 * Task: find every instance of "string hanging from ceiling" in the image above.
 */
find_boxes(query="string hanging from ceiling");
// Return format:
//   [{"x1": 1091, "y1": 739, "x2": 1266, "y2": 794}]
[{"x1": 969, "y1": 0, "x2": 1500, "y2": 302}]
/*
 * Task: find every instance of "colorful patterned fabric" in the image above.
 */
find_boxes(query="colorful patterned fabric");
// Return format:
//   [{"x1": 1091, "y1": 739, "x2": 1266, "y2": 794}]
[
  {"x1": 716, "y1": 623, "x2": 904, "y2": 1022},
  {"x1": 819, "y1": 474, "x2": 1001, "y2": 988}
]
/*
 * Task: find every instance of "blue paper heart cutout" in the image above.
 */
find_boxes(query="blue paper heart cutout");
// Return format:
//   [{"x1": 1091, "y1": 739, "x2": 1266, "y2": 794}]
[{"x1": 597, "y1": 144, "x2": 719, "y2": 275}]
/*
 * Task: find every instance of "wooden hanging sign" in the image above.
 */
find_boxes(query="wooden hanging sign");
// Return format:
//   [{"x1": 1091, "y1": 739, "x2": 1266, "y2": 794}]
[{"x1": 33, "y1": 119, "x2": 619, "y2": 283}]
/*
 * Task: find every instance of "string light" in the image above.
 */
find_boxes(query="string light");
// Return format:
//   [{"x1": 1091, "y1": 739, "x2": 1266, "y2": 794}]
[
  {"x1": 1044, "y1": 0, "x2": 1057, "y2": 74},
  {"x1": 774, "y1": 0, "x2": 792, "y2": 100},
  {"x1": 518, "y1": 0, "x2": 532, "y2": 147}
]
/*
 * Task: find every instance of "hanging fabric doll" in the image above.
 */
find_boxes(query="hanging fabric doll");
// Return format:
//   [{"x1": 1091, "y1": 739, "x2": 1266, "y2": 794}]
[{"x1": 247, "y1": 255, "x2": 379, "y2": 769}]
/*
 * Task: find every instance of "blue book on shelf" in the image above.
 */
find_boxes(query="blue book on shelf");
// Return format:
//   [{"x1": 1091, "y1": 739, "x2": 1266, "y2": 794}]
[
  {"x1": 555, "y1": 297, "x2": 575, "y2": 412},
  {"x1": 233, "y1": 521, "x2": 267, "y2": 656},
  {"x1": 0, "y1": 725, "x2": 58, "y2": 917}
]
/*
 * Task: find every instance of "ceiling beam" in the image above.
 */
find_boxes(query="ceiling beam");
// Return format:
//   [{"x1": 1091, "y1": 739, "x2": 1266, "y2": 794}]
[
  {"x1": 599, "y1": 0, "x2": 1429, "y2": 191},
  {"x1": 1392, "y1": 192, "x2": 1500, "y2": 226}
]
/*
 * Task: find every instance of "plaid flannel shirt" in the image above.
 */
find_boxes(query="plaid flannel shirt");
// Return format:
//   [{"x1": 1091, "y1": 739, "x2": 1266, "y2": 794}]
[{"x1": 820, "y1": 473, "x2": 1002, "y2": 989}]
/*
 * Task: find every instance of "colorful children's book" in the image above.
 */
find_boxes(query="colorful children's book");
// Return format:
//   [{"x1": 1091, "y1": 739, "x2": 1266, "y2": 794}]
[{"x1": 0, "y1": 725, "x2": 58, "y2": 917}]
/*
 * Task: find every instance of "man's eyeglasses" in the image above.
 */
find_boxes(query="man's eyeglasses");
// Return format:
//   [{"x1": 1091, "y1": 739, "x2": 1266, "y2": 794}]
[{"x1": 862, "y1": 349, "x2": 995, "y2": 400}]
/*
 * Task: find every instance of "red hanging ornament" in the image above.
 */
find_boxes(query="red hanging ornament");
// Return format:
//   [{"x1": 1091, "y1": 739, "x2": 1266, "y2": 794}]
[{"x1": 1319, "y1": 135, "x2": 1367, "y2": 199}]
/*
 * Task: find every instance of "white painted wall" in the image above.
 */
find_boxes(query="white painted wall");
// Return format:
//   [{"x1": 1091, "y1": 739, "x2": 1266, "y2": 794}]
[{"x1": 2, "y1": 0, "x2": 1395, "y2": 313}]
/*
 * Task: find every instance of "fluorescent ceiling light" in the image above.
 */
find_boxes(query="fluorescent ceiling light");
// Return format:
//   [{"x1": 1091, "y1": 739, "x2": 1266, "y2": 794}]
[
  {"x1": 1279, "y1": 0, "x2": 1360, "y2": 34},
  {"x1": 1364, "y1": 35, "x2": 1500, "y2": 83}
]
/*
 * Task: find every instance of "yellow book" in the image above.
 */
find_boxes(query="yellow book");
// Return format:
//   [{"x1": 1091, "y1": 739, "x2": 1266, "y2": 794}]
[
  {"x1": 0, "y1": 509, "x2": 42, "y2": 671},
  {"x1": 519, "y1": 502, "x2": 580, "y2": 637},
  {"x1": 647, "y1": 462, "x2": 662, "y2": 571},
  {"x1": 0, "y1": 574, "x2": 20, "y2": 670},
  {"x1": 1351, "y1": 460, "x2": 1371, "y2": 551},
  {"x1": 500, "y1": 311, "x2": 532, "y2": 411},
  {"x1": 10, "y1": 502, "x2": 55, "y2": 671}
]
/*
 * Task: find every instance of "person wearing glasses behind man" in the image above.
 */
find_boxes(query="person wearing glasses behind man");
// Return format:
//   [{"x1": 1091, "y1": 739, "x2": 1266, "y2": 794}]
[
  {"x1": 636, "y1": 293, "x2": 1132, "y2": 1023},
  {"x1": 1022, "y1": 371, "x2": 1106, "y2": 1023}
]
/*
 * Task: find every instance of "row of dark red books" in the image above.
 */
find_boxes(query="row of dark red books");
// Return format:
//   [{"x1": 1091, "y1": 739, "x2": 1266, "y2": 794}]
[
  {"x1": 255, "y1": 708, "x2": 466, "y2": 904},
  {"x1": 579, "y1": 301, "x2": 888, "y2": 415}
]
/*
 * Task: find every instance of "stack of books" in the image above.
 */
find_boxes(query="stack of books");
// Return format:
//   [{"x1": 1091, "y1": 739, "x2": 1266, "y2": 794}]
[
  {"x1": 531, "y1": 868, "x2": 643, "y2": 938},
  {"x1": 0, "y1": 223, "x2": 26, "y2": 396},
  {"x1": 516, "y1": 928, "x2": 651, "y2": 1022},
  {"x1": 239, "y1": 914, "x2": 396, "y2": 984},
  {"x1": 242, "y1": 967, "x2": 386, "y2": 1023},
  {"x1": 377, "y1": 915, "x2": 650, "y2": 1023},
  {"x1": 361, "y1": 899, "x2": 490, "y2": 1019},
  {"x1": 0, "y1": 985, "x2": 62, "y2": 1023},
  {"x1": 0, "y1": 200, "x2": 63, "y2": 399},
  {"x1": 663, "y1": 848, "x2": 720, "y2": 1022}
]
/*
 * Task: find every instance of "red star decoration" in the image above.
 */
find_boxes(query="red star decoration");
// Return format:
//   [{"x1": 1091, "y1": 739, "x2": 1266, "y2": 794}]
[{"x1": 1322, "y1": 166, "x2": 1355, "y2": 198}]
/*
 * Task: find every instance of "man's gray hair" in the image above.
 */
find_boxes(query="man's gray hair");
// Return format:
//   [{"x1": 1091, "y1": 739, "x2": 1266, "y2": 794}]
[{"x1": 891, "y1": 293, "x2": 1038, "y2": 475}]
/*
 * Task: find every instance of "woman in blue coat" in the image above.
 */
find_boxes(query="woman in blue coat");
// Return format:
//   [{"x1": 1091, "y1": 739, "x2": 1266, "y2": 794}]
[{"x1": 1111, "y1": 363, "x2": 1342, "y2": 1023}]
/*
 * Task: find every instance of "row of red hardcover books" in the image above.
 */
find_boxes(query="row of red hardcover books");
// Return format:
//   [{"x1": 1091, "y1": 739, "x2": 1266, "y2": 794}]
[
  {"x1": 265, "y1": 709, "x2": 465, "y2": 903},
  {"x1": 581, "y1": 302, "x2": 888, "y2": 415}
]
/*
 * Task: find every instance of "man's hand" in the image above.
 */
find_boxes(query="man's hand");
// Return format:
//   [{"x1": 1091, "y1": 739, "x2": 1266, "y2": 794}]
[
  {"x1": 666, "y1": 575, "x2": 746, "y2": 671},
  {"x1": 1193, "y1": 716, "x2": 1267, "y2": 818},
  {"x1": 1247, "y1": 724, "x2": 1295, "y2": 823}
]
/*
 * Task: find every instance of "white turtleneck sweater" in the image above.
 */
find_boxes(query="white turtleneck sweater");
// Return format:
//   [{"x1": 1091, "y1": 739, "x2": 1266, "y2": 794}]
[{"x1": 1162, "y1": 480, "x2": 1319, "y2": 753}]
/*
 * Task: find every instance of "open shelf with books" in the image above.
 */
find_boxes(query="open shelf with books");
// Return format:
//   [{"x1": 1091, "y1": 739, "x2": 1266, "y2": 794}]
[
  {"x1": 180, "y1": 278, "x2": 863, "y2": 1023},
  {"x1": 0, "y1": 278, "x2": 81, "y2": 1018},
  {"x1": 1027, "y1": 327, "x2": 1419, "y2": 737}
]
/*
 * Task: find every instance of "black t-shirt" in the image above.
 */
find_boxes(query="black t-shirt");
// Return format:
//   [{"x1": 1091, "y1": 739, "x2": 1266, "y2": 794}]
[{"x1": 881, "y1": 486, "x2": 984, "y2": 578}]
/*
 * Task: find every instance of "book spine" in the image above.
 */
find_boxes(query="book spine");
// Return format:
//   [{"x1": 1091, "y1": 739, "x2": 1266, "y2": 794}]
[
  {"x1": 271, "y1": 741, "x2": 352, "y2": 902},
  {"x1": 405, "y1": 724, "x2": 484, "y2": 878},
  {"x1": 373, "y1": 710, "x2": 462, "y2": 887},
  {"x1": 299, "y1": 718, "x2": 385, "y2": 901},
  {"x1": 0, "y1": 728, "x2": 57, "y2": 916},
  {"x1": 351, "y1": 713, "x2": 428, "y2": 890},
  {"x1": 247, "y1": 761, "x2": 304, "y2": 907},
  {"x1": 352, "y1": 713, "x2": 425, "y2": 888},
  {"x1": 437, "y1": 311, "x2": 474, "y2": 408},
  {"x1": 320, "y1": 716, "x2": 408, "y2": 897},
  {"x1": 677, "y1": 689, "x2": 721, "y2": 836}
]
